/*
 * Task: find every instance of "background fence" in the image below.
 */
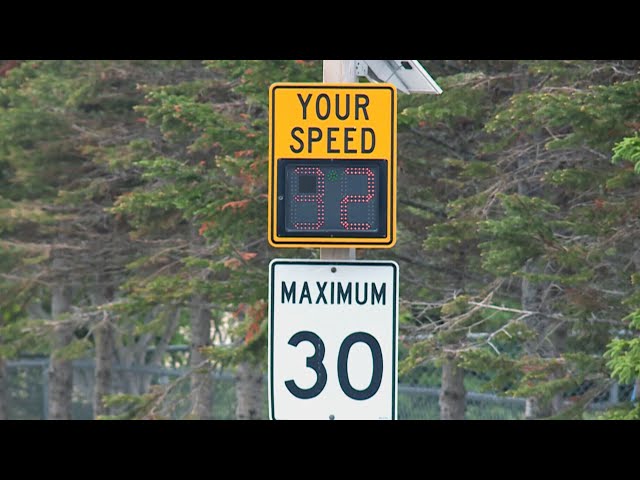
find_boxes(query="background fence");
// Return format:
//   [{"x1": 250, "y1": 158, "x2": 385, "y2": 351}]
[{"x1": 5, "y1": 355, "x2": 633, "y2": 420}]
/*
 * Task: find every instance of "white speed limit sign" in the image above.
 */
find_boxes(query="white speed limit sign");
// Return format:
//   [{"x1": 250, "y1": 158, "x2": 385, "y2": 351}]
[{"x1": 268, "y1": 259, "x2": 398, "y2": 420}]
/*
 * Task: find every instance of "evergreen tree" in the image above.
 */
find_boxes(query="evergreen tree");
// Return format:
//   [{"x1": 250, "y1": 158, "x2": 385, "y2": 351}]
[
  {"x1": 603, "y1": 132, "x2": 640, "y2": 419},
  {"x1": 399, "y1": 60, "x2": 640, "y2": 419},
  {"x1": 0, "y1": 60, "x2": 183, "y2": 418},
  {"x1": 108, "y1": 60, "x2": 321, "y2": 418}
]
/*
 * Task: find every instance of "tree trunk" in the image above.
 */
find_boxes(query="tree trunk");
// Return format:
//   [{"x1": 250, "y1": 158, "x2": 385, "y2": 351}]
[
  {"x1": 235, "y1": 361, "x2": 263, "y2": 420},
  {"x1": 439, "y1": 355, "x2": 466, "y2": 420},
  {"x1": 524, "y1": 397, "x2": 552, "y2": 419},
  {"x1": 93, "y1": 312, "x2": 114, "y2": 418},
  {"x1": 0, "y1": 357, "x2": 7, "y2": 420},
  {"x1": 48, "y1": 265, "x2": 73, "y2": 420},
  {"x1": 189, "y1": 298, "x2": 213, "y2": 420},
  {"x1": 90, "y1": 284, "x2": 114, "y2": 419},
  {"x1": 521, "y1": 261, "x2": 554, "y2": 419},
  {"x1": 0, "y1": 309, "x2": 7, "y2": 420},
  {"x1": 521, "y1": 271, "x2": 565, "y2": 419},
  {"x1": 549, "y1": 325, "x2": 568, "y2": 415}
]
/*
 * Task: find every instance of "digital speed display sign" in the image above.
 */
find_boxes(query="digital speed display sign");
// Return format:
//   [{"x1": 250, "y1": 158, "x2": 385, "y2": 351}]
[{"x1": 268, "y1": 83, "x2": 397, "y2": 248}]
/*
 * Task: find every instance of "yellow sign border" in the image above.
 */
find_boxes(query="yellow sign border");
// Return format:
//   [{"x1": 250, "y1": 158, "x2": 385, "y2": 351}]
[{"x1": 268, "y1": 83, "x2": 397, "y2": 249}]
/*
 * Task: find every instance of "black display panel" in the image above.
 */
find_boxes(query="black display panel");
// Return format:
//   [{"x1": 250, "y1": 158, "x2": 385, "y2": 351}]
[{"x1": 276, "y1": 159, "x2": 387, "y2": 238}]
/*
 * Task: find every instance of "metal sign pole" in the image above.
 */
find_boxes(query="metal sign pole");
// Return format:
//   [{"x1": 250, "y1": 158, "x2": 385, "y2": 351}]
[{"x1": 321, "y1": 60, "x2": 356, "y2": 261}]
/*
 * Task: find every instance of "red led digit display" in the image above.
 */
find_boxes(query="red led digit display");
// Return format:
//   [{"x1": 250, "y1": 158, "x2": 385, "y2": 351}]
[
  {"x1": 277, "y1": 159, "x2": 387, "y2": 238},
  {"x1": 340, "y1": 167, "x2": 376, "y2": 230},
  {"x1": 291, "y1": 166, "x2": 325, "y2": 230}
]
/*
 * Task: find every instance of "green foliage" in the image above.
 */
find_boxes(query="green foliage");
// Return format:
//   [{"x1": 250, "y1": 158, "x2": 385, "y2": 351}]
[
  {"x1": 398, "y1": 60, "x2": 640, "y2": 420},
  {"x1": 486, "y1": 76, "x2": 640, "y2": 151},
  {"x1": 608, "y1": 346, "x2": 640, "y2": 387},
  {"x1": 0, "y1": 317, "x2": 53, "y2": 357},
  {"x1": 100, "y1": 391, "x2": 162, "y2": 420},
  {"x1": 440, "y1": 294, "x2": 471, "y2": 317},
  {"x1": 601, "y1": 126, "x2": 640, "y2": 419},
  {"x1": 605, "y1": 335, "x2": 640, "y2": 385},
  {"x1": 399, "y1": 337, "x2": 439, "y2": 378},
  {"x1": 597, "y1": 402, "x2": 640, "y2": 420},
  {"x1": 544, "y1": 167, "x2": 603, "y2": 192},
  {"x1": 51, "y1": 337, "x2": 93, "y2": 361},
  {"x1": 106, "y1": 60, "x2": 318, "y2": 393},
  {"x1": 479, "y1": 194, "x2": 559, "y2": 275},
  {"x1": 399, "y1": 71, "x2": 490, "y2": 128},
  {"x1": 459, "y1": 349, "x2": 521, "y2": 393},
  {"x1": 206, "y1": 60, "x2": 322, "y2": 106},
  {"x1": 612, "y1": 135, "x2": 640, "y2": 173},
  {"x1": 424, "y1": 219, "x2": 480, "y2": 251}
]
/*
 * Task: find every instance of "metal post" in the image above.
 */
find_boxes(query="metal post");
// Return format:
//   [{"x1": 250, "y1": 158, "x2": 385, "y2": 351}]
[{"x1": 321, "y1": 60, "x2": 357, "y2": 261}]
